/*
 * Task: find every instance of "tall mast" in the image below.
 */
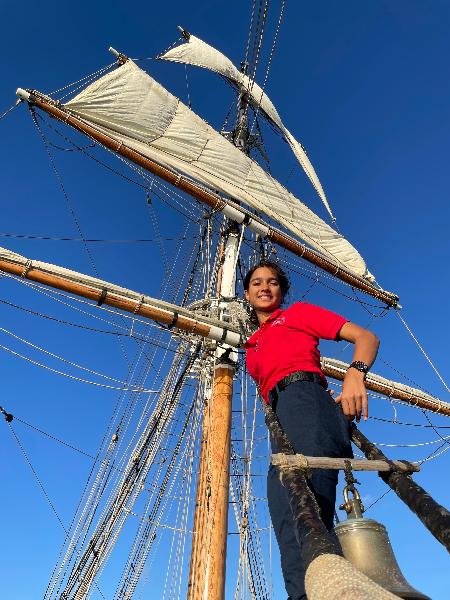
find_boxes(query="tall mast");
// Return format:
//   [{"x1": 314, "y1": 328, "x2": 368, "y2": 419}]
[{"x1": 187, "y1": 84, "x2": 251, "y2": 599}]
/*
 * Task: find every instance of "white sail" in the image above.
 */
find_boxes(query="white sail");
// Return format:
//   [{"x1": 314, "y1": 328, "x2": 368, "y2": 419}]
[
  {"x1": 159, "y1": 33, "x2": 334, "y2": 220},
  {"x1": 64, "y1": 60, "x2": 373, "y2": 280}
]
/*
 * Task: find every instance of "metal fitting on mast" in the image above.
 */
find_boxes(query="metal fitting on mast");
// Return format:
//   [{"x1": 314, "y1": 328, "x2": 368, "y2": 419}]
[
  {"x1": 177, "y1": 25, "x2": 191, "y2": 40},
  {"x1": 109, "y1": 47, "x2": 128, "y2": 64}
]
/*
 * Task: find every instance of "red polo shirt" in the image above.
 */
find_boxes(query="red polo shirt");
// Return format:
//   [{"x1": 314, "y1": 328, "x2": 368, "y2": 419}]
[{"x1": 244, "y1": 302, "x2": 348, "y2": 402}]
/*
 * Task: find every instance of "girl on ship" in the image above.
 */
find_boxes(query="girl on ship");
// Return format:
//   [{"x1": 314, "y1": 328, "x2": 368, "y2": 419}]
[{"x1": 243, "y1": 260, "x2": 379, "y2": 600}]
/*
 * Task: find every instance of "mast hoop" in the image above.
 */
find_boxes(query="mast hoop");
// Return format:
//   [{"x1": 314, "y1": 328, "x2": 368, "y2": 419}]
[
  {"x1": 97, "y1": 288, "x2": 108, "y2": 306},
  {"x1": 167, "y1": 311, "x2": 179, "y2": 330}
]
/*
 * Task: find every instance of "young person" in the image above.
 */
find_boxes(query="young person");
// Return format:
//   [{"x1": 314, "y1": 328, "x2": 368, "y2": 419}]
[{"x1": 243, "y1": 260, "x2": 379, "y2": 600}]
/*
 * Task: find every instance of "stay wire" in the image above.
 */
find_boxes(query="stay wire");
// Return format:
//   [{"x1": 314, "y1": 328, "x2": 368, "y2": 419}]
[
  {"x1": 242, "y1": 0, "x2": 270, "y2": 128},
  {"x1": 365, "y1": 436, "x2": 450, "y2": 513},
  {"x1": 30, "y1": 109, "x2": 180, "y2": 393},
  {"x1": 243, "y1": 0, "x2": 258, "y2": 67},
  {"x1": 0, "y1": 295, "x2": 184, "y2": 358},
  {"x1": 34, "y1": 110, "x2": 201, "y2": 223},
  {"x1": 249, "y1": 0, "x2": 286, "y2": 136},
  {"x1": 0, "y1": 232, "x2": 193, "y2": 243},
  {"x1": 48, "y1": 62, "x2": 115, "y2": 98},
  {"x1": 42, "y1": 321, "x2": 161, "y2": 598},
  {"x1": 369, "y1": 415, "x2": 450, "y2": 430},
  {"x1": 0, "y1": 324, "x2": 152, "y2": 387},
  {"x1": 6, "y1": 420, "x2": 67, "y2": 531},
  {"x1": 0, "y1": 99, "x2": 21, "y2": 121},
  {"x1": 396, "y1": 308, "x2": 450, "y2": 393},
  {"x1": 0, "y1": 341, "x2": 158, "y2": 392},
  {"x1": 12, "y1": 414, "x2": 94, "y2": 459},
  {"x1": 276, "y1": 249, "x2": 391, "y2": 311},
  {"x1": 421, "y1": 410, "x2": 450, "y2": 448},
  {"x1": 184, "y1": 64, "x2": 192, "y2": 108},
  {"x1": 29, "y1": 107, "x2": 99, "y2": 277}
]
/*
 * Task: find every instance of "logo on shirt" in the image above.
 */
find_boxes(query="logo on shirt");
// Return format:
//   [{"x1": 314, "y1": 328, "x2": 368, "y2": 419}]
[{"x1": 271, "y1": 316, "x2": 286, "y2": 327}]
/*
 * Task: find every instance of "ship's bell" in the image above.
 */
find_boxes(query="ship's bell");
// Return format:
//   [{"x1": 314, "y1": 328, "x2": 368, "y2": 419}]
[{"x1": 334, "y1": 485, "x2": 430, "y2": 600}]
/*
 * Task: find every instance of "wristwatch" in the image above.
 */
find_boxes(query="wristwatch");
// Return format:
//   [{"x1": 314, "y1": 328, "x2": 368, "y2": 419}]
[{"x1": 348, "y1": 361, "x2": 369, "y2": 377}]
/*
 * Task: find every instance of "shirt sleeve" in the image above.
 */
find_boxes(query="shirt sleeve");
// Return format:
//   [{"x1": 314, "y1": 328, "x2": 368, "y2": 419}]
[{"x1": 293, "y1": 302, "x2": 349, "y2": 340}]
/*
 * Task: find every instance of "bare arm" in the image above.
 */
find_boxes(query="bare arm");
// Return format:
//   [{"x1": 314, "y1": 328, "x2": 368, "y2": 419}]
[{"x1": 334, "y1": 322, "x2": 380, "y2": 422}]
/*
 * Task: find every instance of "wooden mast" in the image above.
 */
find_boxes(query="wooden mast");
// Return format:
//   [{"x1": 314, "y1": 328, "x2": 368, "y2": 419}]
[
  {"x1": 188, "y1": 229, "x2": 238, "y2": 599},
  {"x1": 188, "y1": 361, "x2": 234, "y2": 600},
  {"x1": 188, "y1": 71, "x2": 250, "y2": 597}
]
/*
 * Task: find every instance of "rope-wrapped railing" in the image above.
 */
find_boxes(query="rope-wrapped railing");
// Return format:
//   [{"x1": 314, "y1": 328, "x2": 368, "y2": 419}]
[
  {"x1": 271, "y1": 454, "x2": 420, "y2": 473},
  {"x1": 305, "y1": 554, "x2": 401, "y2": 600}
]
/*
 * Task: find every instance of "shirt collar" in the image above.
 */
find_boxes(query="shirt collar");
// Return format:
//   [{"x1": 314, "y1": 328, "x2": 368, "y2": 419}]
[
  {"x1": 263, "y1": 307, "x2": 284, "y2": 324},
  {"x1": 250, "y1": 308, "x2": 283, "y2": 335},
  {"x1": 243, "y1": 308, "x2": 285, "y2": 348}
]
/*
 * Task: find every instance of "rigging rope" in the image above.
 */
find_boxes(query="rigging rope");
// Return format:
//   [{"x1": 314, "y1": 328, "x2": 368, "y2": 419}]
[
  {"x1": 0, "y1": 342, "x2": 158, "y2": 392},
  {"x1": 6, "y1": 421, "x2": 67, "y2": 531},
  {"x1": 369, "y1": 415, "x2": 450, "y2": 429},
  {"x1": 0, "y1": 294, "x2": 189, "y2": 361},
  {"x1": 249, "y1": 0, "x2": 286, "y2": 136},
  {"x1": 0, "y1": 232, "x2": 194, "y2": 243},
  {"x1": 146, "y1": 192, "x2": 170, "y2": 278},
  {"x1": 12, "y1": 413, "x2": 94, "y2": 459},
  {"x1": 35, "y1": 110, "x2": 203, "y2": 223},
  {"x1": 243, "y1": 0, "x2": 258, "y2": 68},
  {"x1": 0, "y1": 99, "x2": 21, "y2": 121},
  {"x1": 48, "y1": 62, "x2": 115, "y2": 99},
  {"x1": 52, "y1": 346, "x2": 200, "y2": 599},
  {"x1": 116, "y1": 382, "x2": 202, "y2": 599},
  {"x1": 0, "y1": 324, "x2": 157, "y2": 387},
  {"x1": 396, "y1": 308, "x2": 450, "y2": 393},
  {"x1": 30, "y1": 107, "x2": 100, "y2": 278},
  {"x1": 42, "y1": 254, "x2": 183, "y2": 600},
  {"x1": 184, "y1": 64, "x2": 192, "y2": 108}
]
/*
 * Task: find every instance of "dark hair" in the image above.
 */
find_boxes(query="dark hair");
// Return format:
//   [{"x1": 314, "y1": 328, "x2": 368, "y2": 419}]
[{"x1": 243, "y1": 260, "x2": 290, "y2": 298}]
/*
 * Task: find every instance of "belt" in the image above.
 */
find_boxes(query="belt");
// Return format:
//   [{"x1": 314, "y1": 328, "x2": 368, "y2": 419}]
[{"x1": 272, "y1": 370, "x2": 327, "y2": 397}]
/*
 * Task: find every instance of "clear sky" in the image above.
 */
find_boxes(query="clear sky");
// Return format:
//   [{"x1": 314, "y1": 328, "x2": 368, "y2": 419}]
[{"x1": 1, "y1": 1, "x2": 450, "y2": 599}]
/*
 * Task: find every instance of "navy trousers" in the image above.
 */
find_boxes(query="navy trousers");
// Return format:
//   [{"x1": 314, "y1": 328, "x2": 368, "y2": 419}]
[{"x1": 267, "y1": 381, "x2": 353, "y2": 600}]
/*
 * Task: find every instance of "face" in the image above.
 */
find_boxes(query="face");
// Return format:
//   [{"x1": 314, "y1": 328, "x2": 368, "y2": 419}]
[{"x1": 244, "y1": 266, "x2": 283, "y2": 314}]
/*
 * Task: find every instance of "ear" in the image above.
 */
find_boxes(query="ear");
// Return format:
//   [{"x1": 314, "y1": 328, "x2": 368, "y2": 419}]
[{"x1": 244, "y1": 290, "x2": 250, "y2": 302}]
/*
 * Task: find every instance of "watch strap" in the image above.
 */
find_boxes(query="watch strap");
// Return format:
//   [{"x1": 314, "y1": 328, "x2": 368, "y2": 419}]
[{"x1": 348, "y1": 360, "x2": 369, "y2": 375}]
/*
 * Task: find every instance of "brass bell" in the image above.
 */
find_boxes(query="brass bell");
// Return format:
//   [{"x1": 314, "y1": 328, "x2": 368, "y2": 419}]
[{"x1": 334, "y1": 485, "x2": 430, "y2": 600}]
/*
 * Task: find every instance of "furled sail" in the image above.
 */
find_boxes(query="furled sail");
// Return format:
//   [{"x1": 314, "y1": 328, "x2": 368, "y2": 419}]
[
  {"x1": 159, "y1": 33, "x2": 335, "y2": 220},
  {"x1": 64, "y1": 59, "x2": 373, "y2": 279}
]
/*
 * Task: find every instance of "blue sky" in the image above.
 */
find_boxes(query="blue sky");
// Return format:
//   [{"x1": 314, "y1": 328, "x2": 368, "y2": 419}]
[{"x1": 1, "y1": 1, "x2": 450, "y2": 598}]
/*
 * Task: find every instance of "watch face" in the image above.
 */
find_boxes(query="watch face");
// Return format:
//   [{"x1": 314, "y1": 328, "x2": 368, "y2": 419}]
[{"x1": 351, "y1": 361, "x2": 368, "y2": 373}]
